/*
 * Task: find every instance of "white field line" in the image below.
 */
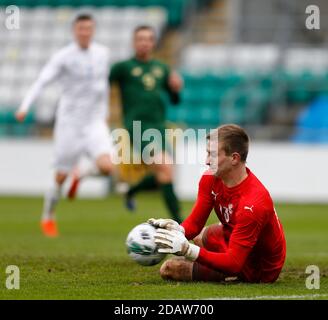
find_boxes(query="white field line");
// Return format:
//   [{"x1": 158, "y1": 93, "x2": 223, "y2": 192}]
[{"x1": 205, "y1": 294, "x2": 328, "y2": 300}]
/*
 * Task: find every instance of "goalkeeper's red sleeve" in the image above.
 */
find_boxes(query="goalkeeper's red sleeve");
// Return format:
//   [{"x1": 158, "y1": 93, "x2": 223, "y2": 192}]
[
  {"x1": 197, "y1": 243, "x2": 252, "y2": 275},
  {"x1": 181, "y1": 173, "x2": 214, "y2": 240}
]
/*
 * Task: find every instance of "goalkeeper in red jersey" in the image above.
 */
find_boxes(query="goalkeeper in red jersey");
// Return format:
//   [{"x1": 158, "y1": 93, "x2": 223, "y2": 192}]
[{"x1": 150, "y1": 124, "x2": 286, "y2": 283}]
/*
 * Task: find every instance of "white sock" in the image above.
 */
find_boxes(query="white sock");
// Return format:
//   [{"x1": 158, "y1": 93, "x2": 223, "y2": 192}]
[{"x1": 42, "y1": 182, "x2": 62, "y2": 221}]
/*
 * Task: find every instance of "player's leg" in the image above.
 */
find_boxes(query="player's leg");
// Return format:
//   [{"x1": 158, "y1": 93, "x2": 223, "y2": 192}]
[
  {"x1": 123, "y1": 131, "x2": 159, "y2": 211},
  {"x1": 89, "y1": 123, "x2": 114, "y2": 176},
  {"x1": 193, "y1": 224, "x2": 238, "y2": 281},
  {"x1": 193, "y1": 227, "x2": 206, "y2": 247},
  {"x1": 159, "y1": 226, "x2": 215, "y2": 281},
  {"x1": 160, "y1": 258, "x2": 228, "y2": 282},
  {"x1": 41, "y1": 125, "x2": 80, "y2": 236},
  {"x1": 124, "y1": 128, "x2": 180, "y2": 220},
  {"x1": 160, "y1": 224, "x2": 233, "y2": 282},
  {"x1": 67, "y1": 154, "x2": 114, "y2": 199},
  {"x1": 73, "y1": 154, "x2": 114, "y2": 180},
  {"x1": 197, "y1": 223, "x2": 228, "y2": 253},
  {"x1": 151, "y1": 151, "x2": 182, "y2": 223},
  {"x1": 67, "y1": 122, "x2": 114, "y2": 199},
  {"x1": 41, "y1": 171, "x2": 67, "y2": 237},
  {"x1": 125, "y1": 174, "x2": 158, "y2": 211},
  {"x1": 95, "y1": 153, "x2": 114, "y2": 176},
  {"x1": 125, "y1": 149, "x2": 182, "y2": 221},
  {"x1": 160, "y1": 257, "x2": 193, "y2": 281},
  {"x1": 67, "y1": 158, "x2": 100, "y2": 199}
]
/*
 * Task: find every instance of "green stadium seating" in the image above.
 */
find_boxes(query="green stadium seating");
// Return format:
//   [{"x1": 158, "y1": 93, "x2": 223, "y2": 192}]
[
  {"x1": 0, "y1": 109, "x2": 35, "y2": 137},
  {"x1": 173, "y1": 69, "x2": 328, "y2": 128},
  {"x1": 286, "y1": 71, "x2": 317, "y2": 104},
  {"x1": 5, "y1": 0, "x2": 192, "y2": 25},
  {"x1": 0, "y1": 125, "x2": 7, "y2": 137},
  {"x1": 167, "y1": 71, "x2": 276, "y2": 128},
  {"x1": 1, "y1": 0, "x2": 13, "y2": 6}
]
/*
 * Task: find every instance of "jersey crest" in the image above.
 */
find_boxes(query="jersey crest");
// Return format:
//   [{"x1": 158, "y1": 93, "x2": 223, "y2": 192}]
[
  {"x1": 142, "y1": 74, "x2": 156, "y2": 90},
  {"x1": 219, "y1": 203, "x2": 234, "y2": 223},
  {"x1": 152, "y1": 67, "x2": 164, "y2": 78},
  {"x1": 131, "y1": 67, "x2": 143, "y2": 77}
]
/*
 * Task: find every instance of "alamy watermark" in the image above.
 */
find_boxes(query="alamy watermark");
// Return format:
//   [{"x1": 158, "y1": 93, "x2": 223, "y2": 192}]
[
  {"x1": 5, "y1": 265, "x2": 20, "y2": 290},
  {"x1": 1, "y1": 6, "x2": 20, "y2": 30},
  {"x1": 305, "y1": 265, "x2": 320, "y2": 290},
  {"x1": 111, "y1": 121, "x2": 210, "y2": 166},
  {"x1": 305, "y1": 5, "x2": 320, "y2": 30},
  {"x1": 0, "y1": 5, "x2": 20, "y2": 31}
]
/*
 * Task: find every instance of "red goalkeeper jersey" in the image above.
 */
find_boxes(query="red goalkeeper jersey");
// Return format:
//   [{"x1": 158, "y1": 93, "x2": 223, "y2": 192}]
[{"x1": 181, "y1": 168, "x2": 286, "y2": 283}]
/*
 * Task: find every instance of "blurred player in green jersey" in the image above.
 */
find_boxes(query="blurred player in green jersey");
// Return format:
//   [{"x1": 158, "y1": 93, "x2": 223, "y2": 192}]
[{"x1": 109, "y1": 25, "x2": 183, "y2": 223}]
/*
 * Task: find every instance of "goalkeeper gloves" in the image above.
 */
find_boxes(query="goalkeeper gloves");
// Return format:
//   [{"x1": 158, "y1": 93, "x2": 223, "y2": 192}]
[
  {"x1": 154, "y1": 228, "x2": 200, "y2": 261},
  {"x1": 148, "y1": 218, "x2": 185, "y2": 234}
]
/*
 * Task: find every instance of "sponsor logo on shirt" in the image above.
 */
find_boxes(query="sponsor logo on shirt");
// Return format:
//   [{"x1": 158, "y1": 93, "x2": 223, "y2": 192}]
[
  {"x1": 244, "y1": 205, "x2": 254, "y2": 213},
  {"x1": 211, "y1": 190, "x2": 219, "y2": 201}
]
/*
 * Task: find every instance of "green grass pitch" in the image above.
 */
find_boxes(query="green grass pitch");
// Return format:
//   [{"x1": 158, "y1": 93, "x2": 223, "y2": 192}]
[{"x1": 0, "y1": 194, "x2": 327, "y2": 300}]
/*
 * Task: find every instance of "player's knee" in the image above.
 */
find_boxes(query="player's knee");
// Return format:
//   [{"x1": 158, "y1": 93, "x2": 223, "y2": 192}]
[
  {"x1": 160, "y1": 260, "x2": 176, "y2": 280},
  {"x1": 193, "y1": 234, "x2": 204, "y2": 247},
  {"x1": 155, "y1": 164, "x2": 173, "y2": 184},
  {"x1": 97, "y1": 156, "x2": 113, "y2": 176},
  {"x1": 193, "y1": 227, "x2": 207, "y2": 247},
  {"x1": 56, "y1": 172, "x2": 67, "y2": 185},
  {"x1": 99, "y1": 163, "x2": 112, "y2": 176},
  {"x1": 160, "y1": 259, "x2": 192, "y2": 281}
]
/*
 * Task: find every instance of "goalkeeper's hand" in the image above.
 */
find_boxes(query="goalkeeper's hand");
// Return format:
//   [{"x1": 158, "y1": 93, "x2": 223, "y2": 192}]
[
  {"x1": 154, "y1": 228, "x2": 200, "y2": 261},
  {"x1": 147, "y1": 218, "x2": 185, "y2": 234}
]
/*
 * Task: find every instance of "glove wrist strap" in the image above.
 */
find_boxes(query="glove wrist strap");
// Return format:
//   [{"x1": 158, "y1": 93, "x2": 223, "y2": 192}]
[{"x1": 185, "y1": 243, "x2": 200, "y2": 261}]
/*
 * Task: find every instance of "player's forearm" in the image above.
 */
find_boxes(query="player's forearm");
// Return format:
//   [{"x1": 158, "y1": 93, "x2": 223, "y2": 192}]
[
  {"x1": 181, "y1": 219, "x2": 200, "y2": 240},
  {"x1": 18, "y1": 81, "x2": 44, "y2": 113},
  {"x1": 181, "y1": 204, "x2": 211, "y2": 240},
  {"x1": 19, "y1": 55, "x2": 62, "y2": 113}
]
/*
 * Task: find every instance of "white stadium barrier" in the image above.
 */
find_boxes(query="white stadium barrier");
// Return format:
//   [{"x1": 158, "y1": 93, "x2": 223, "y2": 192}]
[{"x1": 1, "y1": 139, "x2": 328, "y2": 202}]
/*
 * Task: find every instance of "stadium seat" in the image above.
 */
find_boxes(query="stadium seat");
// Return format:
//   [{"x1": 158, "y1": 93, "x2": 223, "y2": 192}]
[
  {"x1": 171, "y1": 71, "x2": 274, "y2": 128},
  {"x1": 286, "y1": 71, "x2": 317, "y2": 104},
  {"x1": 200, "y1": 104, "x2": 221, "y2": 125},
  {"x1": 292, "y1": 95, "x2": 328, "y2": 143}
]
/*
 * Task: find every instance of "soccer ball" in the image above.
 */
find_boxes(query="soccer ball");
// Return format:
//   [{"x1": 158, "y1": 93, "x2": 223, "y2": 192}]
[{"x1": 126, "y1": 223, "x2": 166, "y2": 266}]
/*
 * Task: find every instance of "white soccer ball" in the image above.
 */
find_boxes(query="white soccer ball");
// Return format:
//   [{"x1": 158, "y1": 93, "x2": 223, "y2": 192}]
[{"x1": 126, "y1": 223, "x2": 166, "y2": 266}]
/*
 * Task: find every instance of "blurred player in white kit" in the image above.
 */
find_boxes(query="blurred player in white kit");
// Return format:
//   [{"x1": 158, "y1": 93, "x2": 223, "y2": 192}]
[{"x1": 15, "y1": 14, "x2": 114, "y2": 237}]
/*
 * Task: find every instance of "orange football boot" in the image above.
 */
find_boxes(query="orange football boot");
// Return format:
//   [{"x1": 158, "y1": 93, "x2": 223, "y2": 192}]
[{"x1": 40, "y1": 220, "x2": 59, "y2": 237}]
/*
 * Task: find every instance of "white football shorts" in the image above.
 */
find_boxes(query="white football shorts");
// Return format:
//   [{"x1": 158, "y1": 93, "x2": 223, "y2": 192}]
[{"x1": 53, "y1": 121, "x2": 113, "y2": 173}]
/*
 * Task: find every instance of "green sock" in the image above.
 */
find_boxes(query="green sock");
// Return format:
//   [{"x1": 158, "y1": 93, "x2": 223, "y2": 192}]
[
  {"x1": 160, "y1": 183, "x2": 182, "y2": 224},
  {"x1": 127, "y1": 175, "x2": 158, "y2": 197}
]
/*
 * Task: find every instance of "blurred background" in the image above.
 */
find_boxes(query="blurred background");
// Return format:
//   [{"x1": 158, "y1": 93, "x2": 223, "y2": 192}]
[{"x1": 0, "y1": 0, "x2": 328, "y2": 201}]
